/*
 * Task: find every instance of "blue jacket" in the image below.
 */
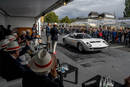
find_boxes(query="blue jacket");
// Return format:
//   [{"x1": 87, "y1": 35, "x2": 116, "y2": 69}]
[
  {"x1": 112, "y1": 31, "x2": 117, "y2": 37},
  {"x1": 46, "y1": 26, "x2": 50, "y2": 36}
]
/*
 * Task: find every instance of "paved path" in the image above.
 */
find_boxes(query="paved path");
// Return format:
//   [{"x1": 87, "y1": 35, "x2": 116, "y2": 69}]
[
  {"x1": 34, "y1": 32, "x2": 130, "y2": 87},
  {"x1": 54, "y1": 35, "x2": 130, "y2": 87}
]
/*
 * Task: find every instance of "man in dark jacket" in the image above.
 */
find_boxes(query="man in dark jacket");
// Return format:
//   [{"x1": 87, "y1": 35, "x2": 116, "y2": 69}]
[
  {"x1": 26, "y1": 30, "x2": 32, "y2": 41},
  {"x1": 23, "y1": 71, "x2": 63, "y2": 87},
  {"x1": 22, "y1": 49, "x2": 63, "y2": 87},
  {"x1": 32, "y1": 24, "x2": 37, "y2": 31},
  {"x1": 124, "y1": 30, "x2": 129, "y2": 45},
  {"x1": 118, "y1": 30, "x2": 123, "y2": 43},
  {"x1": 50, "y1": 23, "x2": 59, "y2": 54},
  {"x1": 0, "y1": 25, "x2": 6, "y2": 40},
  {"x1": 128, "y1": 29, "x2": 130, "y2": 46},
  {"x1": 0, "y1": 39, "x2": 10, "y2": 76},
  {"x1": 1, "y1": 41, "x2": 30, "y2": 81},
  {"x1": 6, "y1": 25, "x2": 12, "y2": 36}
]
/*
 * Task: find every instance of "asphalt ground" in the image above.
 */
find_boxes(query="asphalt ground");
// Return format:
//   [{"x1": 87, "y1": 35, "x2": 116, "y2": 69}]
[{"x1": 41, "y1": 33, "x2": 130, "y2": 87}]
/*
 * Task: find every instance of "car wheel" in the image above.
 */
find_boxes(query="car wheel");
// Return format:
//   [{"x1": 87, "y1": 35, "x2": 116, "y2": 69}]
[
  {"x1": 78, "y1": 43, "x2": 84, "y2": 52},
  {"x1": 63, "y1": 39, "x2": 67, "y2": 46}
]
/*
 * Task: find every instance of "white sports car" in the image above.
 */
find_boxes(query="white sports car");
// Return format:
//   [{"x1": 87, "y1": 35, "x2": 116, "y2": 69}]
[{"x1": 62, "y1": 33, "x2": 109, "y2": 52}]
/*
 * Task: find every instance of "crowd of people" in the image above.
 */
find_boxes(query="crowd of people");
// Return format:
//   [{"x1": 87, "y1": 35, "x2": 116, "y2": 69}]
[
  {"x1": 56, "y1": 25, "x2": 130, "y2": 46},
  {"x1": 1, "y1": 23, "x2": 130, "y2": 87},
  {"x1": 0, "y1": 24, "x2": 62, "y2": 87}
]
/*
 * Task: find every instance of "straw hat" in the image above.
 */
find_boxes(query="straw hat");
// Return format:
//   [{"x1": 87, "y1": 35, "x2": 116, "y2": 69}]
[
  {"x1": 29, "y1": 49, "x2": 56, "y2": 72},
  {"x1": 13, "y1": 33, "x2": 18, "y2": 37},
  {"x1": 26, "y1": 29, "x2": 31, "y2": 33},
  {"x1": 6, "y1": 35, "x2": 16, "y2": 41},
  {"x1": 6, "y1": 41, "x2": 20, "y2": 51},
  {"x1": 22, "y1": 31, "x2": 26, "y2": 35},
  {"x1": 32, "y1": 30, "x2": 36, "y2": 32},
  {"x1": 54, "y1": 23, "x2": 57, "y2": 26},
  {"x1": 0, "y1": 39, "x2": 10, "y2": 49}
]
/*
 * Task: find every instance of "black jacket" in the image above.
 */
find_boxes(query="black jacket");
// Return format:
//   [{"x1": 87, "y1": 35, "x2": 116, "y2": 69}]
[
  {"x1": 22, "y1": 71, "x2": 63, "y2": 87},
  {"x1": 19, "y1": 45, "x2": 30, "y2": 56},
  {"x1": 0, "y1": 50, "x2": 8, "y2": 76},
  {"x1": 50, "y1": 27, "x2": 59, "y2": 41},
  {"x1": 1, "y1": 52, "x2": 29, "y2": 81}
]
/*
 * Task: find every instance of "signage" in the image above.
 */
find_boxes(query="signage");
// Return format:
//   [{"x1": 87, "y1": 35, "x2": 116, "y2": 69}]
[{"x1": 105, "y1": 15, "x2": 115, "y2": 18}]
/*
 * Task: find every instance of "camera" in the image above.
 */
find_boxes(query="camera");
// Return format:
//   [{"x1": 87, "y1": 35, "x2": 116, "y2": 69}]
[{"x1": 56, "y1": 64, "x2": 69, "y2": 73}]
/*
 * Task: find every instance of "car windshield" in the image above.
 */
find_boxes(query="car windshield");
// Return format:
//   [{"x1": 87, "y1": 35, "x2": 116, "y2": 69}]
[{"x1": 75, "y1": 34, "x2": 92, "y2": 39}]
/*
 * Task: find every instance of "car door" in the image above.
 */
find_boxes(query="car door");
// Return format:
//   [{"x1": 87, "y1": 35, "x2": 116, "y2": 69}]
[
  {"x1": 66, "y1": 34, "x2": 75, "y2": 46},
  {"x1": 68, "y1": 34, "x2": 78, "y2": 47}
]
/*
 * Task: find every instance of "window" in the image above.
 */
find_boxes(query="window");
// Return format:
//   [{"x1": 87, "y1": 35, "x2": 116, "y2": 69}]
[{"x1": 69, "y1": 34, "x2": 74, "y2": 38}]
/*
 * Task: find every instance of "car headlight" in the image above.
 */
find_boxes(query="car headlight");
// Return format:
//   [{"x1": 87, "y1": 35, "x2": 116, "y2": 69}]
[
  {"x1": 86, "y1": 42, "x2": 92, "y2": 47},
  {"x1": 103, "y1": 41, "x2": 109, "y2": 45}
]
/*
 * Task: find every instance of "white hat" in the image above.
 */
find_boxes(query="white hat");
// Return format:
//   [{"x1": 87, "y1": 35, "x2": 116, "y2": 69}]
[
  {"x1": 29, "y1": 49, "x2": 56, "y2": 72},
  {"x1": 0, "y1": 39, "x2": 10, "y2": 49},
  {"x1": 54, "y1": 23, "x2": 57, "y2": 25},
  {"x1": 6, "y1": 41, "x2": 20, "y2": 51},
  {"x1": 19, "y1": 54, "x2": 31, "y2": 65},
  {"x1": 13, "y1": 33, "x2": 18, "y2": 37},
  {"x1": 22, "y1": 31, "x2": 26, "y2": 34},
  {"x1": 26, "y1": 30, "x2": 31, "y2": 33},
  {"x1": 6, "y1": 35, "x2": 16, "y2": 41},
  {"x1": 32, "y1": 30, "x2": 36, "y2": 32}
]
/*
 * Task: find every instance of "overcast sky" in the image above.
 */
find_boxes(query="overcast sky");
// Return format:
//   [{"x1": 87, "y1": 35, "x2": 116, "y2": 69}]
[{"x1": 54, "y1": 0, "x2": 125, "y2": 19}]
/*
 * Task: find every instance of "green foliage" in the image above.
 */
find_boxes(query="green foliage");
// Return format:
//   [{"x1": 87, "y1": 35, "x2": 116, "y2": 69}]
[
  {"x1": 124, "y1": 0, "x2": 130, "y2": 17},
  {"x1": 44, "y1": 12, "x2": 75, "y2": 23},
  {"x1": 60, "y1": 16, "x2": 71, "y2": 23},
  {"x1": 44, "y1": 12, "x2": 59, "y2": 23},
  {"x1": 70, "y1": 18, "x2": 76, "y2": 23}
]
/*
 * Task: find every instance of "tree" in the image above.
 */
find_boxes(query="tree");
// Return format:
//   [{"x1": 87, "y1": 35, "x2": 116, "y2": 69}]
[
  {"x1": 70, "y1": 18, "x2": 76, "y2": 23},
  {"x1": 44, "y1": 12, "x2": 59, "y2": 23},
  {"x1": 60, "y1": 16, "x2": 71, "y2": 23},
  {"x1": 124, "y1": 0, "x2": 130, "y2": 17}
]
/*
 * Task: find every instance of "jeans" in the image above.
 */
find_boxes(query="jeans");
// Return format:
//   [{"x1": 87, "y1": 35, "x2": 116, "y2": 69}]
[{"x1": 52, "y1": 41, "x2": 57, "y2": 53}]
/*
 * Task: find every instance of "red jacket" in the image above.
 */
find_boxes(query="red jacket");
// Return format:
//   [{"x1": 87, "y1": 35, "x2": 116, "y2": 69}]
[{"x1": 99, "y1": 32, "x2": 103, "y2": 37}]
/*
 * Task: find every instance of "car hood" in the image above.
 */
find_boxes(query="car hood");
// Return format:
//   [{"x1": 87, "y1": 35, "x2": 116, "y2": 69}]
[
  {"x1": 62, "y1": 34, "x2": 69, "y2": 38},
  {"x1": 80, "y1": 38, "x2": 104, "y2": 42},
  {"x1": 81, "y1": 38, "x2": 109, "y2": 48}
]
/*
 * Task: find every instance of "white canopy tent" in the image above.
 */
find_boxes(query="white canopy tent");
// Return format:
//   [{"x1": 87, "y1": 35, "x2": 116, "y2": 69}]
[{"x1": 0, "y1": 0, "x2": 73, "y2": 18}]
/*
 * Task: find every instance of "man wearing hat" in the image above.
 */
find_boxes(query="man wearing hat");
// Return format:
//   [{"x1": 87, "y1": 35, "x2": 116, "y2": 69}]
[
  {"x1": 15, "y1": 31, "x2": 33, "y2": 57},
  {"x1": 32, "y1": 23, "x2": 37, "y2": 31},
  {"x1": 6, "y1": 35, "x2": 16, "y2": 42},
  {"x1": 13, "y1": 32, "x2": 23, "y2": 44},
  {"x1": 50, "y1": 23, "x2": 59, "y2": 54},
  {"x1": 0, "y1": 39, "x2": 10, "y2": 50},
  {"x1": 0, "y1": 39, "x2": 10, "y2": 76},
  {"x1": 22, "y1": 49, "x2": 63, "y2": 87},
  {"x1": 26, "y1": 30, "x2": 32, "y2": 41},
  {"x1": 31, "y1": 30, "x2": 36, "y2": 39},
  {"x1": 1, "y1": 41, "x2": 30, "y2": 81}
]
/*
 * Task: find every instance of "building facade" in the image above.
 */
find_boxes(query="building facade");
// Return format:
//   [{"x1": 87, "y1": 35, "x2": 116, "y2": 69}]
[{"x1": 73, "y1": 12, "x2": 116, "y2": 27}]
